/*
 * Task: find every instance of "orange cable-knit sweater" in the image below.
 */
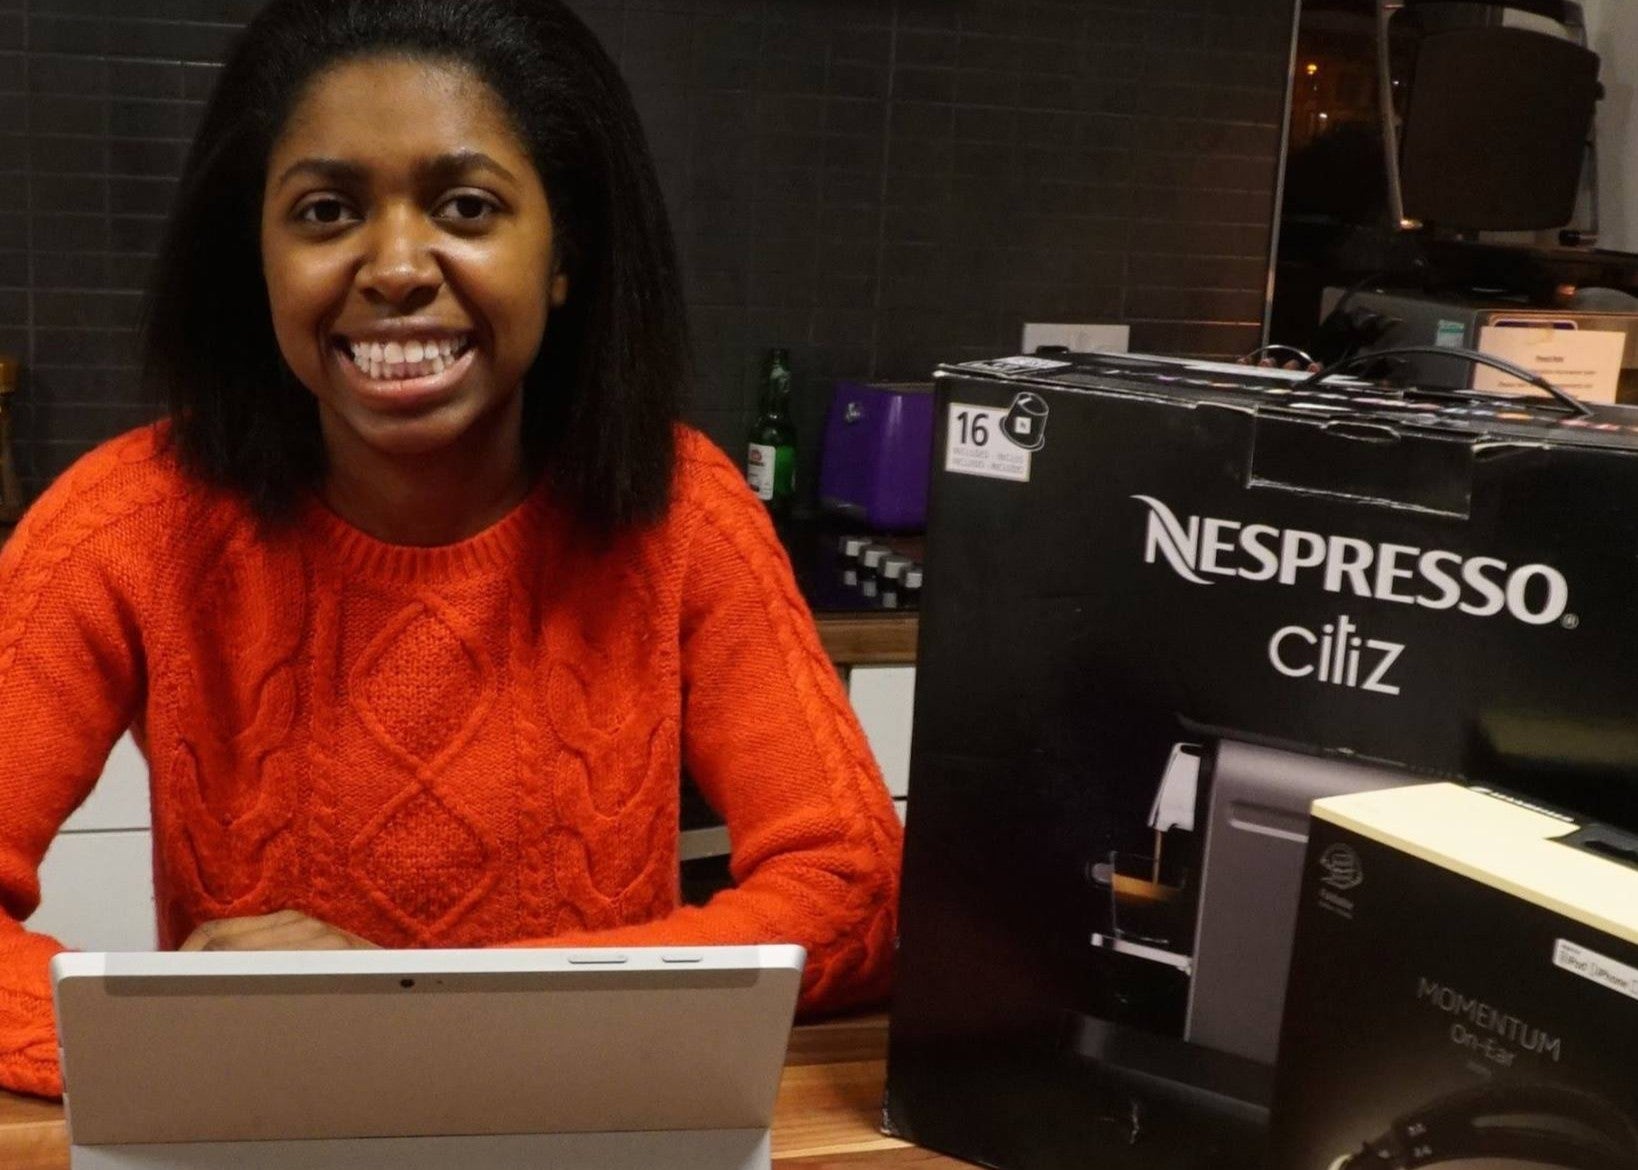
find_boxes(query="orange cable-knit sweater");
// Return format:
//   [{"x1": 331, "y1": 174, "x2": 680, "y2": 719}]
[{"x1": 0, "y1": 423, "x2": 903, "y2": 1099}]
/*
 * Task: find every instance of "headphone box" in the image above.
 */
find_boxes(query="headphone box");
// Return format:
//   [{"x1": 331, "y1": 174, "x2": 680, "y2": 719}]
[
  {"x1": 884, "y1": 351, "x2": 1638, "y2": 1170},
  {"x1": 1271, "y1": 783, "x2": 1638, "y2": 1170}
]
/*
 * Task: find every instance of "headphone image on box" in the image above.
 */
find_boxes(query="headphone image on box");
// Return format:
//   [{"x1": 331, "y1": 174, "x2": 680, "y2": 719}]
[{"x1": 1327, "y1": 1082, "x2": 1638, "y2": 1170}]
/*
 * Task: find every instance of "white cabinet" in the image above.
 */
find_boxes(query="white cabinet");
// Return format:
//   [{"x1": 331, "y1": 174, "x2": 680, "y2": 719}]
[
  {"x1": 60, "y1": 732, "x2": 149, "y2": 833},
  {"x1": 27, "y1": 733, "x2": 156, "y2": 951},
  {"x1": 31, "y1": 829, "x2": 156, "y2": 952},
  {"x1": 846, "y1": 665, "x2": 916, "y2": 800}
]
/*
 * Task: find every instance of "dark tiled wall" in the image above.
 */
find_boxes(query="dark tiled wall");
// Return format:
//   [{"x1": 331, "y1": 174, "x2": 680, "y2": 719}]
[{"x1": 0, "y1": 0, "x2": 1293, "y2": 500}]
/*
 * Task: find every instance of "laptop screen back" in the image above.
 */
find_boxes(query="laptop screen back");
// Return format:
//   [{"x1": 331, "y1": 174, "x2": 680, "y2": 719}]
[{"x1": 53, "y1": 946, "x2": 803, "y2": 1147}]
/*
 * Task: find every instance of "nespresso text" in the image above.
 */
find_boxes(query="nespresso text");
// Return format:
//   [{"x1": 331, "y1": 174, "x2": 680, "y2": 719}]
[{"x1": 1135, "y1": 496, "x2": 1570, "y2": 626}]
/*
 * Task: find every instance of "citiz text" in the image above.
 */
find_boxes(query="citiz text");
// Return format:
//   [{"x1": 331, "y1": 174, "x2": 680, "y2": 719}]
[{"x1": 1268, "y1": 614, "x2": 1404, "y2": 696}]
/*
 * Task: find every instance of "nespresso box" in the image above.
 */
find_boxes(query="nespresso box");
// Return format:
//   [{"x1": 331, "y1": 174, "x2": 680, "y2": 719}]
[
  {"x1": 884, "y1": 352, "x2": 1638, "y2": 1170},
  {"x1": 1271, "y1": 783, "x2": 1638, "y2": 1170}
]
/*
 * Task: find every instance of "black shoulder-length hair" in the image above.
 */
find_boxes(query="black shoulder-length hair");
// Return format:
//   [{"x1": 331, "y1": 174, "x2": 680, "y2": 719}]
[{"x1": 146, "y1": 0, "x2": 687, "y2": 534}]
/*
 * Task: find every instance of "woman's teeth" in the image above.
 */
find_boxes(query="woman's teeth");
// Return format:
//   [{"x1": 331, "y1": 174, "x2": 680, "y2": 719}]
[{"x1": 345, "y1": 337, "x2": 469, "y2": 381}]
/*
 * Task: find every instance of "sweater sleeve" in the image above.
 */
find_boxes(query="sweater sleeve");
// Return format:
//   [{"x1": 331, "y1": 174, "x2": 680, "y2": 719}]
[
  {"x1": 530, "y1": 440, "x2": 903, "y2": 1016},
  {"x1": 0, "y1": 444, "x2": 158, "y2": 1098}
]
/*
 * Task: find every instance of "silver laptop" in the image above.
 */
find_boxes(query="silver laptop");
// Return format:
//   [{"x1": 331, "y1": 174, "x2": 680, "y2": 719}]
[{"x1": 52, "y1": 945, "x2": 805, "y2": 1170}]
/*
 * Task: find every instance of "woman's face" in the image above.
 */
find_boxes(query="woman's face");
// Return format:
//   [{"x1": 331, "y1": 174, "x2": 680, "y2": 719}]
[{"x1": 260, "y1": 56, "x2": 566, "y2": 462}]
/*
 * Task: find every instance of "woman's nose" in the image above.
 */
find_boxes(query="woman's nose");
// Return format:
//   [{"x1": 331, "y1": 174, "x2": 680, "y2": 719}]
[{"x1": 358, "y1": 205, "x2": 441, "y2": 309}]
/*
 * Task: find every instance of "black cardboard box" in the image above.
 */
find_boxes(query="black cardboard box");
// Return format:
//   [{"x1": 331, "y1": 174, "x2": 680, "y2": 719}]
[
  {"x1": 884, "y1": 352, "x2": 1638, "y2": 1170},
  {"x1": 1271, "y1": 783, "x2": 1638, "y2": 1170}
]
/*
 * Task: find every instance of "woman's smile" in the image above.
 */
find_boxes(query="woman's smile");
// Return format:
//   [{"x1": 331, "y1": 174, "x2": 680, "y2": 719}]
[
  {"x1": 326, "y1": 325, "x2": 479, "y2": 412},
  {"x1": 329, "y1": 338, "x2": 478, "y2": 413},
  {"x1": 337, "y1": 333, "x2": 474, "y2": 382}
]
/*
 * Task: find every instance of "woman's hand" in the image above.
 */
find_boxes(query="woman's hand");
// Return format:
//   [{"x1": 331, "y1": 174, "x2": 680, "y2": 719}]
[{"x1": 179, "y1": 909, "x2": 379, "y2": 952}]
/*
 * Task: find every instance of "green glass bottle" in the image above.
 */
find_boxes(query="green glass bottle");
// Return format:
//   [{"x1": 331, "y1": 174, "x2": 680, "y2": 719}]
[{"x1": 746, "y1": 348, "x2": 797, "y2": 517}]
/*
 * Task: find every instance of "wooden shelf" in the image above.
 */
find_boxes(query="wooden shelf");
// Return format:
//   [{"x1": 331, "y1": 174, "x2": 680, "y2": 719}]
[{"x1": 814, "y1": 612, "x2": 918, "y2": 667}]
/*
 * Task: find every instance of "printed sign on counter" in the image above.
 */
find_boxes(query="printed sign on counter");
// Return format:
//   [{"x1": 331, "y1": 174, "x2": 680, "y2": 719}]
[{"x1": 1472, "y1": 322, "x2": 1626, "y2": 403}]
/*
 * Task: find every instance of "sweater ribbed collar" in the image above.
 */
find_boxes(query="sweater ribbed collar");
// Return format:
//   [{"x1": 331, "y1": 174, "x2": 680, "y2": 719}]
[{"x1": 297, "y1": 475, "x2": 556, "y2": 583}]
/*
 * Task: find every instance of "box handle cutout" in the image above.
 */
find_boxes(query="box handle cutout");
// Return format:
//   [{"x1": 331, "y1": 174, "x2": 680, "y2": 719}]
[
  {"x1": 1320, "y1": 420, "x2": 1401, "y2": 444},
  {"x1": 1564, "y1": 825, "x2": 1638, "y2": 872},
  {"x1": 1249, "y1": 414, "x2": 1474, "y2": 517}
]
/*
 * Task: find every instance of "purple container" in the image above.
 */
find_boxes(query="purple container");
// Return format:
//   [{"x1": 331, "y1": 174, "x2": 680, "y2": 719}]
[{"x1": 818, "y1": 381, "x2": 935, "y2": 531}]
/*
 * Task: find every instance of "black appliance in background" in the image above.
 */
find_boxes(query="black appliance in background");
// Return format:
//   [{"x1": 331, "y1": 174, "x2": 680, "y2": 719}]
[
  {"x1": 1390, "y1": 1, "x2": 1600, "y2": 235},
  {"x1": 1271, "y1": 0, "x2": 1631, "y2": 360}
]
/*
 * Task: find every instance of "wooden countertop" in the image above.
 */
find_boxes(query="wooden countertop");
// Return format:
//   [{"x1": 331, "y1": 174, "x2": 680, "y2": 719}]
[{"x1": 0, "y1": 1014, "x2": 961, "y2": 1168}]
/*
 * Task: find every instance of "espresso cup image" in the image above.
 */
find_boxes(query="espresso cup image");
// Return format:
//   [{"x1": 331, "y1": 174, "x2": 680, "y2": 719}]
[{"x1": 1003, "y1": 392, "x2": 1049, "y2": 451}]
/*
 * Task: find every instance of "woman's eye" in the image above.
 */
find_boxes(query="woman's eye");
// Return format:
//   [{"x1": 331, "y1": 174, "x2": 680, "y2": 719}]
[
  {"x1": 436, "y1": 193, "x2": 497, "y2": 223},
  {"x1": 295, "y1": 198, "x2": 356, "y2": 226}
]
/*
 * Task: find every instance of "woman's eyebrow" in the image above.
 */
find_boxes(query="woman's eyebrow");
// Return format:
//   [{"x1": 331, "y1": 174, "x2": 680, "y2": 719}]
[
  {"x1": 273, "y1": 157, "x2": 368, "y2": 189},
  {"x1": 272, "y1": 151, "x2": 519, "y2": 192},
  {"x1": 418, "y1": 150, "x2": 519, "y2": 186}
]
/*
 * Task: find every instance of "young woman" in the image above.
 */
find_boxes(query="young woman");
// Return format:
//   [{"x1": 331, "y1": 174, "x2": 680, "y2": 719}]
[{"x1": 0, "y1": 0, "x2": 902, "y2": 1099}]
